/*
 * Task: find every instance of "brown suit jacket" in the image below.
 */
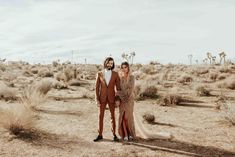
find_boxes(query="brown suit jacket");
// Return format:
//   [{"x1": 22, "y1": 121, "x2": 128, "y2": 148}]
[{"x1": 95, "y1": 70, "x2": 121, "y2": 104}]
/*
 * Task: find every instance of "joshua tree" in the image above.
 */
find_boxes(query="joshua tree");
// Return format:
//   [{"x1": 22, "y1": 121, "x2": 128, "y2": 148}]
[
  {"x1": 212, "y1": 56, "x2": 216, "y2": 64},
  {"x1": 207, "y1": 52, "x2": 212, "y2": 64},
  {"x1": 203, "y1": 58, "x2": 208, "y2": 64},
  {"x1": 188, "y1": 54, "x2": 193, "y2": 65},
  {"x1": 130, "y1": 52, "x2": 136, "y2": 64},
  {"x1": 219, "y1": 51, "x2": 226, "y2": 65},
  {"x1": 0, "y1": 58, "x2": 6, "y2": 63}
]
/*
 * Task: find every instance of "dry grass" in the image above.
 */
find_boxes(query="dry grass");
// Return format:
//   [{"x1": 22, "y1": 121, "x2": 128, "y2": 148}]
[
  {"x1": 38, "y1": 68, "x2": 53, "y2": 77},
  {"x1": 195, "y1": 85, "x2": 211, "y2": 96},
  {"x1": 0, "y1": 63, "x2": 6, "y2": 71},
  {"x1": 217, "y1": 73, "x2": 228, "y2": 80},
  {"x1": 209, "y1": 72, "x2": 218, "y2": 81},
  {"x1": 0, "y1": 103, "x2": 36, "y2": 136},
  {"x1": 161, "y1": 94, "x2": 183, "y2": 106},
  {"x1": 52, "y1": 81, "x2": 68, "y2": 89},
  {"x1": 35, "y1": 79, "x2": 53, "y2": 95},
  {"x1": 0, "y1": 82, "x2": 18, "y2": 101},
  {"x1": 193, "y1": 68, "x2": 209, "y2": 75},
  {"x1": 143, "y1": 113, "x2": 155, "y2": 124},
  {"x1": 140, "y1": 65, "x2": 157, "y2": 75},
  {"x1": 135, "y1": 82, "x2": 158, "y2": 100},
  {"x1": 217, "y1": 76, "x2": 235, "y2": 90},
  {"x1": 20, "y1": 86, "x2": 46, "y2": 110},
  {"x1": 221, "y1": 103, "x2": 235, "y2": 125},
  {"x1": 177, "y1": 74, "x2": 193, "y2": 84}
]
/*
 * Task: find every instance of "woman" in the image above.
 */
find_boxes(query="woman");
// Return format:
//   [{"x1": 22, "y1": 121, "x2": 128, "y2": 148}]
[
  {"x1": 116, "y1": 62, "x2": 136, "y2": 141},
  {"x1": 116, "y1": 62, "x2": 173, "y2": 141}
]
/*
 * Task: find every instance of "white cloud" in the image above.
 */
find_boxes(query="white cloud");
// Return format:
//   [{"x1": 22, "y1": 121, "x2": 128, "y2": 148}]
[{"x1": 0, "y1": 0, "x2": 235, "y2": 64}]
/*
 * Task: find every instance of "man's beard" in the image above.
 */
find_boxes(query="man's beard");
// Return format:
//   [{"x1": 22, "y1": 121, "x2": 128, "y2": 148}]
[{"x1": 107, "y1": 67, "x2": 112, "y2": 70}]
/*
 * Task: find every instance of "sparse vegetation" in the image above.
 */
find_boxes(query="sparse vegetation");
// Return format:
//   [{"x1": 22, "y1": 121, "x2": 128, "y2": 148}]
[
  {"x1": 177, "y1": 74, "x2": 193, "y2": 84},
  {"x1": 161, "y1": 94, "x2": 183, "y2": 106},
  {"x1": 217, "y1": 76, "x2": 235, "y2": 90},
  {"x1": 221, "y1": 103, "x2": 235, "y2": 125},
  {"x1": 0, "y1": 82, "x2": 18, "y2": 101},
  {"x1": 0, "y1": 104, "x2": 36, "y2": 136},
  {"x1": 195, "y1": 85, "x2": 211, "y2": 96},
  {"x1": 135, "y1": 83, "x2": 158, "y2": 100},
  {"x1": 143, "y1": 113, "x2": 155, "y2": 124}
]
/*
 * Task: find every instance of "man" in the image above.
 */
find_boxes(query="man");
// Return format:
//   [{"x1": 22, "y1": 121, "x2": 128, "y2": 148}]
[{"x1": 94, "y1": 57, "x2": 121, "y2": 142}]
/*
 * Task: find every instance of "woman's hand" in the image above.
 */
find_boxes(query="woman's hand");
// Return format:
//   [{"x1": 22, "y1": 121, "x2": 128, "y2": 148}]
[{"x1": 115, "y1": 100, "x2": 120, "y2": 108}]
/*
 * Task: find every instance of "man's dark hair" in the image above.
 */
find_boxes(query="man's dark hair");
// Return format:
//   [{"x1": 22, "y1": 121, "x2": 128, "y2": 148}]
[{"x1": 103, "y1": 57, "x2": 115, "y2": 70}]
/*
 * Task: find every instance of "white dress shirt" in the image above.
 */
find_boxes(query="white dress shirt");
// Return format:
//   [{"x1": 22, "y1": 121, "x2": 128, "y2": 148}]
[{"x1": 104, "y1": 69, "x2": 112, "y2": 85}]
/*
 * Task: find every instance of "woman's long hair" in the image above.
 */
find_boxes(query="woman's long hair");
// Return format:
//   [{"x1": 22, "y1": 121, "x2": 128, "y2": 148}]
[{"x1": 119, "y1": 61, "x2": 131, "y2": 80}]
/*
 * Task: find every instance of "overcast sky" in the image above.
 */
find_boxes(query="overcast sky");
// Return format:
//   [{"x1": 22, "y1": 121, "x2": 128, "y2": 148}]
[{"x1": 0, "y1": 0, "x2": 235, "y2": 64}]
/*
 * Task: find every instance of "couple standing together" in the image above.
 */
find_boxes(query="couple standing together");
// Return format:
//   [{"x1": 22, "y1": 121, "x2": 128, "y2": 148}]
[{"x1": 94, "y1": 57, "x2": 135, "y2": 142}]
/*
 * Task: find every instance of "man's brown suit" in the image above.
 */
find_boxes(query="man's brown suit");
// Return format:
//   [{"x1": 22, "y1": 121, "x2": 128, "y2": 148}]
[{"x1": 95, "y1": 70, "x2": 121, "y2": 135}]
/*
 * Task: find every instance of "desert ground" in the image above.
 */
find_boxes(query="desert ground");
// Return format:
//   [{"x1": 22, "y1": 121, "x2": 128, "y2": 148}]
[{"x1": 0, "y1": 61, "x2": 235, "y2": 157}]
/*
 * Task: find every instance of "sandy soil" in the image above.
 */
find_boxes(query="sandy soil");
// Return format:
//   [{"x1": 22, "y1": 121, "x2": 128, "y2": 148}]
[
  {"x1": 0, "y1": 63, "x2": 235, "y2": 157},
  {"x1": 0, "y1": 84, "x2": 235, "y2": 157}
]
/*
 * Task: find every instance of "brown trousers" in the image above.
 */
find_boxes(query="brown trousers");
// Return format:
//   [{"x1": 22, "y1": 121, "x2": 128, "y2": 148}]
[{"x1": 98, "y1": 103, "x2": 116, "y2": 136}]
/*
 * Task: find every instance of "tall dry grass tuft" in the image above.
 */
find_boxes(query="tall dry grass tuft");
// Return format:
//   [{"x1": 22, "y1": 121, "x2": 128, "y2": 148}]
[
  {"x1": 35, "y1": 79, "x2": 52, "y2": 95},
  {"x1": 221, "y1": 103, "x2": 235, "y2": 125},
  {"x1": 0, "y1": 103, "x2": 36, "y2": 136},
  {"x1": 0, "y1": 82, "x2": 18, "y2": 101},
  {"x1": 20, "y1": 79, "x2": 52, "y2": 110}
]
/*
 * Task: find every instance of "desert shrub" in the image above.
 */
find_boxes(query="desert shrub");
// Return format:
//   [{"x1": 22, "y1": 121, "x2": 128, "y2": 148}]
[
  {"x1": 31, "y1": 68, "x2": 38, "y2": 74},
  {"x1": 149, "y1": 61, "x2": 160, "y2": 65},
  {"x1": 219, "y1": 66, "x2": 231, "y2": 73},
  {"x1": 195, "y1": 86, "x2": 210, "y2": 96},
  {"x1": 68, "y1": 79, "x2": 81, "y2": 86},
  {"x1": 140, "y1": 65, "x2": 156, "y2": 75},
  {"x1": 217, "y1": 74, "x2": 228, "y2": 80},
  {"x1": 23, "y1": 70, "x2": 34, "y2": 77},
  {"x1": 209, "y1": 72, "x2": 218, "y2": 81},
  {"x1": 38, "y1": 68, "x2": 53, "y2": 77},
  {"x1": 161, "y1": 94, "x2": 183, "y2": 106},
  {"x1": 0, "y1": 82, "x2": 18, "y2": 101},
  {"x1": 55, "y1": 72, "x2": 66, "y2": 82},
  {"x1": 0, "y1": 63, "x2": 6, "y2": 71},
  {"x1": 135, "y1": 83, "x2": 158, "y2": 100},
  {"x1": 0, "y1": 104, "x2": 36, "y2": 136},
  {"x1": 35, "y1": 79, "x2": 52, "y2": 95},
  {"x1": 63, "y1": 66, "x2": 77, "y2": 81},
  {"x1": 143, "y1": 113, "x2": 155, "y2": 124},
  {"x1": 221, "y1": 103, "x2": 235, "y2": 125},
  {"x1": 195, "y1": 68, "x2": 209, "y2": 75},
  {"x1": 52, "y1": 81, "x2": 68, "y2": 89},
  {"x1": 217, "y1": 76, "x2": 235, "y2": 90},
  {"x1": 20, "y1": 85, "x2": 47, "y2": 110},
  {"x1": 52, "y1": 61, "x2": 60, "y2": 67},
  {"x1": 177, "y1": 74, "x2": 193, "y2": 84}
]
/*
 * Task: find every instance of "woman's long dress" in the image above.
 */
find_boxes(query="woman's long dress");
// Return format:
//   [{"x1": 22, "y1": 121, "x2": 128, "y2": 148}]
[{"x1": 118, "y1": 75, "x2": 136, "y2": 139}]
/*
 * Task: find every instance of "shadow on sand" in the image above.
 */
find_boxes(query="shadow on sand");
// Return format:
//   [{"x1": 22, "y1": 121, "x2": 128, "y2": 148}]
[{"x1": 125, "y1": 138, "x2": 235, "y2": 157}]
